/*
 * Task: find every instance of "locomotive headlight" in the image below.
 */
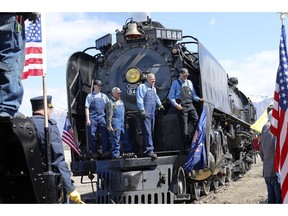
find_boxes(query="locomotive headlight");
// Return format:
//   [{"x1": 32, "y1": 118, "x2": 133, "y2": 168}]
[{"x1": 126, "y1": 68, "x2": 141, "y2": 83}]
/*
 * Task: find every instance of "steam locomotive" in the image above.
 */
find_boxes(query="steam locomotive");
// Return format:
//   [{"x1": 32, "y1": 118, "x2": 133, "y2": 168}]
[{"x1": 65, "y1": 16, "x2": 257, "y2": 203}]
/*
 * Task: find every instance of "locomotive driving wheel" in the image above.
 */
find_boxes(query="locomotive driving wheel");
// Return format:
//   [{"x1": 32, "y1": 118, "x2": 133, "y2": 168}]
[
  {"x1": 241, "y1": 161, "x2": 246, "y2": 175},
  {"x1": 212, "y1": 179, "x2": 219, "y2": 189},
  {"x1": 226, "y1": 167, "x2": 232, "y2": 182},
  {"x1": 201, "y1": 180, "x2": 211, "y2": 195},
  {"x1": 219, "y1": 174, "x2": 226, "y2": 186},
  {"x1": 190, "y1": 182, "x2": 201, "y2": 200},
  {"x1": 176, "y1": 166, "x2": 187, "y2": 195}
]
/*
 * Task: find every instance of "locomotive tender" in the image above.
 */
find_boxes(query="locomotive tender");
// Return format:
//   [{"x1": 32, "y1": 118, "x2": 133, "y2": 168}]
[{"x1": 66, "y1": 16, "x2": 256, "y2": 203}]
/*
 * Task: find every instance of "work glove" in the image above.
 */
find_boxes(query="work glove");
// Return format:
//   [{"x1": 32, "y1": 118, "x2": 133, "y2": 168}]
[
  {"x1": 68, "y1": 190, "x2": 85, "y2": 204},
  {"x1": 158, "y1": 105, "x2": 165, "y2": 111},
  {"x1": 140, "y1": 110, "x2": 147, "y2": 119}
]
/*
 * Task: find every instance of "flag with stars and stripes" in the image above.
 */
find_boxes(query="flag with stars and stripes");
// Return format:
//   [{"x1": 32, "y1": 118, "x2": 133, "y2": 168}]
[
  {"x1": 62, "y1": 115, "x2": 81, "y2": 156},
  {"x1": 270, "y1": 24, "x2": 288, "y2": 203},
  {"x1": 22, "y1": 13, "x2": 43, "y2": 79}
]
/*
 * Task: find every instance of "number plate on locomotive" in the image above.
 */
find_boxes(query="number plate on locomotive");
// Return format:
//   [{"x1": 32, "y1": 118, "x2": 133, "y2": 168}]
[{"x1": 127, "y1": 84, "x2": 140, "y2": 96}]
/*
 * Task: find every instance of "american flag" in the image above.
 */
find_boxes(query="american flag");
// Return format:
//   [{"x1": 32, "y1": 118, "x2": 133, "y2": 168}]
[
  {"x1": 62, "y1": 116, "x2": 81, "y2": 156},
  {"x1": 270, "y1": 24, "x2": 288, "y2": 203},
  {"x1": 22, "y1": 14, "x2": 43, "y2": 79}
]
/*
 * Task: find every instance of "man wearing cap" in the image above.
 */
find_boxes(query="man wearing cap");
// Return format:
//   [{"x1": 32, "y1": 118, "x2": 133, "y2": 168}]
[
  {"x1": 136, "y1": 73, "x2": 164, "y2": 159},
  {"x1": 30, "y1": 95, "x2": 83, "y2": 204},
  {"x1": 106, "y1": 87, "x2": 136, "y2": 159},
  {"x1": 85, "y1": 79, "x2": 110, "y2": 156},
  {"x1": 168, "y1": 68, "x2": 204, "y2": 149}
]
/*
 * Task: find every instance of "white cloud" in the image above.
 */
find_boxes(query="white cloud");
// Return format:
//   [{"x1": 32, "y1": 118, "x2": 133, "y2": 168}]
[
  {"x1": 220, "y1": 49, "x2": 278, "y2": 96},
  {"x1": 45, "y1": 13, "x2": 122, "y2": 68}
]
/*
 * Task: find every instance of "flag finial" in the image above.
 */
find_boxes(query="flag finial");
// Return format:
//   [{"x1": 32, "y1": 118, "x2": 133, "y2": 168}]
[{"x1": 279, "y1": 12, "x2": 288, "y2": 25}]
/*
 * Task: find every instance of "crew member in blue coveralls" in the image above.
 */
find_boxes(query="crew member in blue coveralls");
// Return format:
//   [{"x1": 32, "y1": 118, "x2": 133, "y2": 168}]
[
  {"x1": 0, "y1": 13, "x2": 38, "y2": 118},
  {"x1": 30, "y1": 95, "x2": 83, "y2": 204},
  {"x1": 136, "y1": 73, "x2": 164, "y2": 159},
  {"x1": 168, "y1": 68, "x2": 204, "y2": 149},
  {"x1": 106, "y1": 87, "x2": 136, "y2": 159},
  {"x1": 85, "y1": 79, "x2": 109, "y2": 156}
]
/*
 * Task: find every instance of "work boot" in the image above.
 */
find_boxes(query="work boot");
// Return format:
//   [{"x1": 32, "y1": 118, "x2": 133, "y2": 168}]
[
  {"x1": 147, "y1": 152, "x2": 157, "y2": 159},
  {"x1": 123, "y1": 152, "x2": 137, "y2": 159},
  {"x1": 129, "y1": 153, "x2": 137, "y2": 158}
]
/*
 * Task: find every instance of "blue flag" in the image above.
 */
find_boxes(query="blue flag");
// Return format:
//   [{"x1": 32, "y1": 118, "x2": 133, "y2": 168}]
[{"x1": 184, "y1": 106, "x2": 207, "y2": 172}]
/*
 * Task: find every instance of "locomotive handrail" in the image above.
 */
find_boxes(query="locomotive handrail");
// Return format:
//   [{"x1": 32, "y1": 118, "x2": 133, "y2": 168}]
[
  {"x1": 178, "y1": 46, "x2": 199, "y2": 71},
  {"x1": 181, "y1": 35, "x2": 199, "y2": 43},
  {"x1": 178, "y1": 35, "x2": 199, "y2": 70},
  {"x1": 82, "y1": 46, "x2": 97, "y2": 53}
]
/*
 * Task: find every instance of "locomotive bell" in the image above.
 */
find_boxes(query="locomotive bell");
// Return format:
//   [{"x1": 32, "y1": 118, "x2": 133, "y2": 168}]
[{"x1": 125, "y1": 22, "x2": 142, "y2": 39}]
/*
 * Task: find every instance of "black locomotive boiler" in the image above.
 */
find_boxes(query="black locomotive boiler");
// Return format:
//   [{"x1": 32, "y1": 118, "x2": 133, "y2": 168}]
[{"x1": 66, "y1": 16, "x2": 257, "y2": 203}]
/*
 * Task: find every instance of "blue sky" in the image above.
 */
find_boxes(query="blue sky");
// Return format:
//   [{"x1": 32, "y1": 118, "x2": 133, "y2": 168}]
[{"x1": 3, "y1": 1, "x2": 286, "y2": 116}]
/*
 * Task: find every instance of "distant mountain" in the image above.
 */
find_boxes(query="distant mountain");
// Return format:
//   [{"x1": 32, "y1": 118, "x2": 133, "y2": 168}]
[{"x1": 247, "y1": 94, "x2": 273, "y2": 119}]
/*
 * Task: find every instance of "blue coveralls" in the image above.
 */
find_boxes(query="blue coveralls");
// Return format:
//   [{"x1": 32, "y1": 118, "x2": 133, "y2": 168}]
[
  {"x1": 108, "y1": 98, "x2": 133, "y2": 158},
  {"x1": 87, "y1": 93, "x2": 109, "y2": 154},
  {"x1": 0, "y1": 14, "x2": 26, "y2": 117},
  {"x1": 142, "y1": 90, "x2": 158, "y2": 155},
  {"x1": 32, "y1": 115, "x2": 76, "y2": 195}
]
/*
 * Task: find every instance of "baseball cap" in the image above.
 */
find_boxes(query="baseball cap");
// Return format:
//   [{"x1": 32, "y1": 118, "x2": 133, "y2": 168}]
[
  {"x1": 112, "y1": 87, "x2": 122, "y2": 93},
  {"x1": 180, "y1": 68, "x2": 189, "y2": 75},
  {"x1": 93, "y1": 79, "x2": 103, "y2": 86}
]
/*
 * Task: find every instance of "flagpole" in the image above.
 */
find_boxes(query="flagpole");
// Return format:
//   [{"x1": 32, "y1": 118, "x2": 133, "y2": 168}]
[
  {"x1": 40, "y1": 13, "x2": 60, "y2": 203},
  {"x1": 40, "y1": 13, "x2": 52, "y2": 173}
]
